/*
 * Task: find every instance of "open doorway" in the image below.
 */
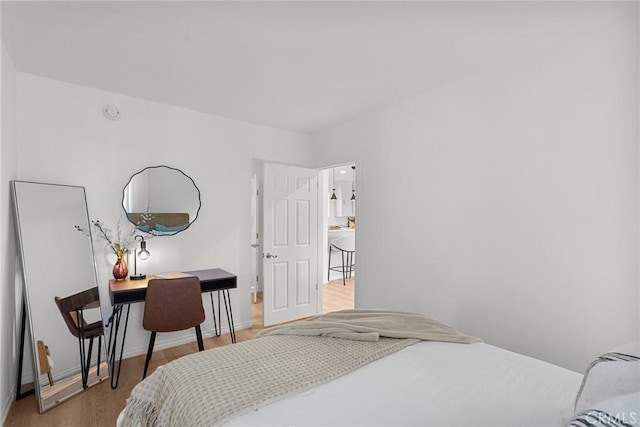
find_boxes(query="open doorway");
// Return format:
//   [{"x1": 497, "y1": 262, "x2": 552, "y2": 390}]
[
  {"x1": 321, "y1": 163, "x2": 356, "y2": 313},
  {"x1": 250, "y1": 163, "x2": 356, "y2": 328}
]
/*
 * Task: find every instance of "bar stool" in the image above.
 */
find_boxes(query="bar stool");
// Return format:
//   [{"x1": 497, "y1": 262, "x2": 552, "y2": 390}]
[
  {"x1": 328, "y1": 242, "x2": 339, "y2": 281},
  {"x1": 328, "y1": 234, "x2": 355, "y2": 286}
]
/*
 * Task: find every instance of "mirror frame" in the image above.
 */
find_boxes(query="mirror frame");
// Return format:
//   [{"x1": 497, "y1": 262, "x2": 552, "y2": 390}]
[
  {"x1": 122, "y1": 165, "x2": 201, "y2": 236},
  {"x1": 12, "y1": 180, "x2": 106, "y2": 412}
]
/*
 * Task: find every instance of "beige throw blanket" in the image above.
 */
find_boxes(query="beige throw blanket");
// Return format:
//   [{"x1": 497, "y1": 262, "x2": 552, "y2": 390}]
[
  {"x1": 257, "y1": 309, "x2": 481, "y2": 343},
  {"x1": 121, "y1": 310, "x2": 479, "y2": 427}
]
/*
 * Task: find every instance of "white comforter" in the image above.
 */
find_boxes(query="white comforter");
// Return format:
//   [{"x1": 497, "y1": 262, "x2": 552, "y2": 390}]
[
  {"x1": 228, "y1": 341, "x2": 581, "y2": 426},
  {"x1": 121, "y1": 310, "x2": 480, "y2": 426}
]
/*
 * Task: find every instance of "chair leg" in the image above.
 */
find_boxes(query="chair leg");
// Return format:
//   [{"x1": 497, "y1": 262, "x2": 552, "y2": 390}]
[
  {"x1": 341, "y1": 250, "x2": 347, "y2": 286},
  {"x1": 77, "y1": 335, "x2": 87, "y2": 388},
  {"x1": 96, "y1": 335, "x2": 102, "y2": 376},
  {"x1": 85, "y1": 337, "x2": 94, "y2": 382},
  {"x1": 143, "y1": 332, "x2": 156, "y2": 379},
  {"x1": 195, "y1": 325, "x2": 204, "y2": 351},
  {"x1": 328, "y1": 247, "x2": 332, "y2": 281}
]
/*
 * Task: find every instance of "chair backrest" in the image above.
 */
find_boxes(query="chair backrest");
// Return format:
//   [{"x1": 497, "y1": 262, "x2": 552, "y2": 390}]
[
  {"x1": 143, "y1": 277, "x2": 205, "y2": 333},
  {"x1": 54, "y1": 287, "x2": 100, "y2": 338},
  {"x1": 332, "y1": 234, "x2": 355, "y2": 252}
]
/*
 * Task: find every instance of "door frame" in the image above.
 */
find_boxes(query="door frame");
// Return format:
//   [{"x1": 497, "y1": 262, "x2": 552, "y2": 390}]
[{"x1": 252, "y1": 160, "x2": 357, "y2": 326}]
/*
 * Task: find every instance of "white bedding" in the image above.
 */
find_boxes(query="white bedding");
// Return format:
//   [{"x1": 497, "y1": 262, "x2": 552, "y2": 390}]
[{"x1": 227, "y1": 341, "x2": 581, "y2": 426}]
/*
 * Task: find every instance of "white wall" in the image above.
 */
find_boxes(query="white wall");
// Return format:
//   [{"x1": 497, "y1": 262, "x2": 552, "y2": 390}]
[
  {"x1": 1, "y1": 42, "x2": 19, "y2": 423},
  {"x1": 13, "y1": 73, "x2": 313, "y2": 366},
  {"x1": 312, "y1": 8, "x2": 639, "y2": 372}
]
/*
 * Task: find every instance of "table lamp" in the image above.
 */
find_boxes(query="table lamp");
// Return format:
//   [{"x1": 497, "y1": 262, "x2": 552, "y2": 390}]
[{"x1": 130, "y1": 235, "x2": 150, "y2": 280}]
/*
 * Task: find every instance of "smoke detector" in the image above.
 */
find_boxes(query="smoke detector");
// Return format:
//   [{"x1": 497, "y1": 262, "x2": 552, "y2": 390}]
[{"x1": 103, "y1": 105, "x2": 121, "y2": 120}]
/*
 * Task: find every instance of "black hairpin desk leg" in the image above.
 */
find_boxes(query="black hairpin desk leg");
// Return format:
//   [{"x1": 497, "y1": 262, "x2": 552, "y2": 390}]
[
  {"x1": 210, "y1": 290, "x2": 236, "y2": 343},
  {"x1": 222, "y1": 289, "x2": 236, "y2": 344},
  {"x1": 209, "y1": 289, "x2": 236, "y2": 344},
  {"x1": 107, "y1": 304, "x2": 130, "y2": 389},
  {"x1": 209, "y1": 292, "x2": 221, "y2": 337}
]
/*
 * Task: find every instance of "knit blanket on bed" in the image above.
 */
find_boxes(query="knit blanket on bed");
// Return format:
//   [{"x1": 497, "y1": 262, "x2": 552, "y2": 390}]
[
  {"x1": 120, "y1": 310, "x2": 478, "y2": 427},
  {"x1": 257, "y1": 309, "x2": 481, "y2": 343}
]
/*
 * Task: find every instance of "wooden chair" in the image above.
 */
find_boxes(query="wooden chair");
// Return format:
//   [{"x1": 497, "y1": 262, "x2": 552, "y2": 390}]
[
  {"x1": 54, "y1": 287, "x2": 104, "y2": 388},
  {"x1": 142, "y1": 277, "x2": 206, "y2": 379}
]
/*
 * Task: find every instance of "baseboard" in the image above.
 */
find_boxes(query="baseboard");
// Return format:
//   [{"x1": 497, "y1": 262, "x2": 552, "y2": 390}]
[{"x1": 1, "y1": 387, "x2": 16, "y2": 427}]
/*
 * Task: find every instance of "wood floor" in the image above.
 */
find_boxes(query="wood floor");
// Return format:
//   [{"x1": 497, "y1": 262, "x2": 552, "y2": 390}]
[{"x1": 5, "y1": 277, "x2": 354, "y2": 427}]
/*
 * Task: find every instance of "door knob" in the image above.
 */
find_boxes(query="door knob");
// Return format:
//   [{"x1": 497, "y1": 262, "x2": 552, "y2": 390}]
[{"x1": 265, "y1": 253, "x2": 278, "y2": 259}]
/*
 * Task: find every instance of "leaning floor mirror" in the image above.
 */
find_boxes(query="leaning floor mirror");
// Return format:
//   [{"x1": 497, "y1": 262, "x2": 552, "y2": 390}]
[{"x1": 12, "y1": 181, "x2": 108, "y2": 412}]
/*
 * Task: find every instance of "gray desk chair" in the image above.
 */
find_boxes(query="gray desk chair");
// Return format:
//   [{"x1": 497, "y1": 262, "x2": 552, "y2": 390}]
[
  {"x1": 329, "y1": 234, "x2": 355, "y2": 286},
  {"x1": 142, "y1": 277, "x2": 205, "y2": 379}
]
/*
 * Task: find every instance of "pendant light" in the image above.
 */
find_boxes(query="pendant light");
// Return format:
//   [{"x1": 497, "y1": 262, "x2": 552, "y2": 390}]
[
  {"x1": 350, "y1": 166, "x2": 356, "y2": 201},
  {"x1": 330, "y1": 168, "x2": 337, "y2": 200}
]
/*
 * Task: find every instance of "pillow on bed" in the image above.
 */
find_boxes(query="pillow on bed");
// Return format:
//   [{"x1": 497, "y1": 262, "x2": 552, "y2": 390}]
[
  {"x1": 571, "y1": 343, "x2": 640, "y2": 425},
  {"x1": 569, "y1": 391, "x2": 639, "y2": 427}
]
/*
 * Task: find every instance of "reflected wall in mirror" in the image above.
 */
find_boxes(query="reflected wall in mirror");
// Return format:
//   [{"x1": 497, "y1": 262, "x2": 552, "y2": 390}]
[
  {"x1": 122, "y1": 165, "x2": 201, "y2": 236},
  {"x1": 12, "y1": 181, "x2": 108, "y2": 412}
]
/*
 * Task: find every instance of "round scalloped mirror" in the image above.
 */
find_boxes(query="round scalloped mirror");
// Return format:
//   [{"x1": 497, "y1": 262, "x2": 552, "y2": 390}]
[{"x1": 122, "y1": 165, "x2": 201, "y2": 236}]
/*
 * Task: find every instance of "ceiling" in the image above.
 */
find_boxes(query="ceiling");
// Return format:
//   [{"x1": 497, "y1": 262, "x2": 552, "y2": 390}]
[{"x1": 1, "y1": 1, "x2": 628, "y2": 134}]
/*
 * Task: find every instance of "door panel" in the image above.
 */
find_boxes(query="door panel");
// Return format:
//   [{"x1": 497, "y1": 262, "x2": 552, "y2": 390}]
[
  {"x1": 273, "y1": 199, "x2": 288, "y2": 247},
  {"x1": 295, "y1": 260, "x2": 311, "y2": 305},
  {"x1": 296, "y1": 200, "x2": 310, "y2": 245},
  {"x1": 272, "y1": 261, "x2": 288, "y2": 310}
]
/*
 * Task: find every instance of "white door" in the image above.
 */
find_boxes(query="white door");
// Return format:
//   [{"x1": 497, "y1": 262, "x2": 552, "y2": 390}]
[{"x1": 263, "y1": 163, "x2": 318, "y2": 326}]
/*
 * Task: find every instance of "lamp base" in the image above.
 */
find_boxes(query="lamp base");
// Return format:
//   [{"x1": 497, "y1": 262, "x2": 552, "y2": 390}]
[{"x1": 130, "y1": 274, "x2": 146, "y2": 281}]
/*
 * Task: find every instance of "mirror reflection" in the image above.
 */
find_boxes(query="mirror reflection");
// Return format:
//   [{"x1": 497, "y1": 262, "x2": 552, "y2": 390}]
[
  {"x1": 122, "y1": 165, "x2": 201, "y2": 236},
  {"x1": 12, "y1": 181, "x2": 108, "y2": 412}
]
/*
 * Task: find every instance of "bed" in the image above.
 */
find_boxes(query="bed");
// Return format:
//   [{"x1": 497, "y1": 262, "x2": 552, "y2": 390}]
[{"x1": 118, "y1": 310, "x2": 639, "y2": 427}]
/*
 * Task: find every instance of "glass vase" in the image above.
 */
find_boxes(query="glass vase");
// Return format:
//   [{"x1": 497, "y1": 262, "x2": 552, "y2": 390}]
[{"x1": 112, "y1": 256, "x2": 128, "y2": 280}]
